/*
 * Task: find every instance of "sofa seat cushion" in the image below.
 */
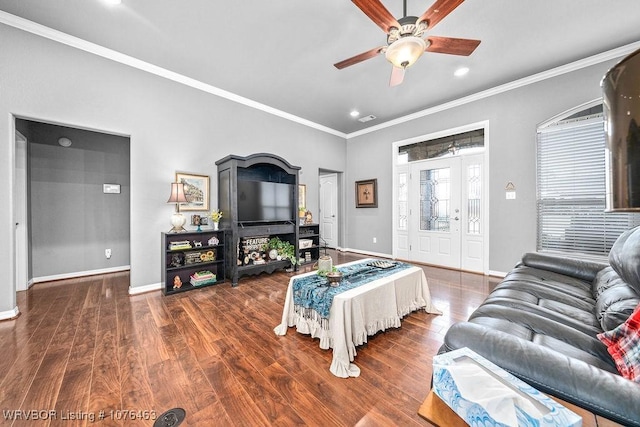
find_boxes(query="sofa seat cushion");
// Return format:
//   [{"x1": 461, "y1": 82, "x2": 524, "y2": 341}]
[
  {"x1": 468, "y1": 304, "x2": 615, "y2": 372},
  {"x1": 488, "y1": 267, "x2": 600, "y2": 334}
]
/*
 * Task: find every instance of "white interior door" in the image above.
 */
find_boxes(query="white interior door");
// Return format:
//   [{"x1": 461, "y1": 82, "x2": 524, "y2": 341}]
[
  {"x1": 408, "y1": 158, "x2": 462, "y2": 269},
  {"x1": 319, "y1": 173, "x2": 338, "y2": 248},
  {"x1": 14, "y1": 130, "x2": 28, "y2": 291}
]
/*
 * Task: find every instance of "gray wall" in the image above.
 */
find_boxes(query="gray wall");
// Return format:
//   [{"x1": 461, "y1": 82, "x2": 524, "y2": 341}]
[
  {"x1": 346, "y1": 59, "x2": 621, "y2": 273},
  {"x1": 24, "y1": 121, "x2": 130, "y2": 278},
  {"x1": 0, "y1": 24, "x2": 345, "y2": 313},
  {"x1": 0, "y1": 19, "x2": 628, "y2": 315}
]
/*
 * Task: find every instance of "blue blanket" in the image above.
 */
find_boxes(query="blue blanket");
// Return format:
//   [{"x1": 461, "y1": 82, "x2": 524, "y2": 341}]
[{"x1": 292, "y1": 260, "x2": 412, "y2": 319}]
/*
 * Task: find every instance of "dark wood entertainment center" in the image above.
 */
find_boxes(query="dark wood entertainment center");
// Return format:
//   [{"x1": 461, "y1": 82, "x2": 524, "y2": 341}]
[{"x1": 216, "y1": 153, "x2": 301, "y2": 286}]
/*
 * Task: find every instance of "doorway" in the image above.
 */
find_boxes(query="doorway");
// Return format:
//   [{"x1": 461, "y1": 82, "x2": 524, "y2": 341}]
[
  {"x1": 14, "y1": 131, "x2": 28, "y2": 291},
  {"x1": 393, "y1": 123, "x2": 488, "y2": 273},
  {"x1": 319, "y1": 172, "x2": 339, "y2": 248},
  {"x1": 12, "y1": 117, "x2": 131, "y2": 287}
]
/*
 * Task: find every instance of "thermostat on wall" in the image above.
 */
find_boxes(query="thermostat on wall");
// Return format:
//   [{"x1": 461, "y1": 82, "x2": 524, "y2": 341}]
[{"x1": 103, "y1": 184, "x2": 121, "y2": 194}]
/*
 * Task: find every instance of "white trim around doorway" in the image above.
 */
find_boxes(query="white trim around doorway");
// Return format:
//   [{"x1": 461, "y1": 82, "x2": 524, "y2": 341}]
[{"x1": 391, "y1": 120, "x2": 490, "y2": 274}]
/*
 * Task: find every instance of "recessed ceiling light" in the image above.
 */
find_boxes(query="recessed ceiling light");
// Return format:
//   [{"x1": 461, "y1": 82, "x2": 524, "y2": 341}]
[
  {"x1": 350, "y1": 110, "x2": 360, "y2": 117},
  {"x1": 454, "y1": 67, "x2": 470, "y2": 77}
]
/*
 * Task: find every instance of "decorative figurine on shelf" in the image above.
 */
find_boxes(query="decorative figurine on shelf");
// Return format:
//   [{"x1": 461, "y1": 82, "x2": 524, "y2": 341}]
[
  {"x1": 210, "y1": 209, "x2": 223, "y2": 231},
  {"x1": 207, "y1": 236, "x2": 219, "y2": 246},
  {"x1": 304, "y1": 210, "x2": 313, "y2": 224},
  {"x1": 192, "y1": 214, "x2": 202, "y2": 232},
  {"x1": 173, "y1": 275, "x2": 183, "y2": 289},
  {"x1": 170, "y1": 253, "x2": 183, "y2": 268},
  {"x1": 299, "y1": 206, "x2": 306, "y2": 225},
  {"x1": 193, "y1": 240, "x2": 203, "y2": 248}
]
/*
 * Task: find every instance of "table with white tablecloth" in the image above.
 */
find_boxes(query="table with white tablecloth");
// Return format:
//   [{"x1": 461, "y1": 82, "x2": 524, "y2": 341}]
[{"x1": 274, "y1": 259, "x2": 442, "y2": 378}]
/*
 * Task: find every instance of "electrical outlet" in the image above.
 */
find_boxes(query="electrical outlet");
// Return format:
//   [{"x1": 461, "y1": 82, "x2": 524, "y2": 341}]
[
  {"x1": 105, "y1": 249, "x2": 112, "y2": 259},
  {"x1": 373, "y1": 237, "x2": 377, "y2": 243}
]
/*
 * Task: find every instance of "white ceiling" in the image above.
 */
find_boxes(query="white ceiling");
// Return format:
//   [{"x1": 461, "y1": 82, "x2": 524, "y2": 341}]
[{"x1": 2, "y1": 0, "x2": 640, "y2": 135}]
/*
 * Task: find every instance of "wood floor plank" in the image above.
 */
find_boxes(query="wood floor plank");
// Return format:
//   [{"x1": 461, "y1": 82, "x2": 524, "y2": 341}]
[{"x1": 9, "y1": 250, "x2": 597, "y2": 427}]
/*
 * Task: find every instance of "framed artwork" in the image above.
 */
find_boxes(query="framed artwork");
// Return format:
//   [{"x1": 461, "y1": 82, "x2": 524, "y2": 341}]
[
  {"x1": 176, "y1": 172, "x2": 210, "y2": 211},
  {"x1": 355, "y1": 179, "x2": 377, "y2": 208},
  {"x1": 298, "y1": 184, "x2": 307, "y2": 209}
]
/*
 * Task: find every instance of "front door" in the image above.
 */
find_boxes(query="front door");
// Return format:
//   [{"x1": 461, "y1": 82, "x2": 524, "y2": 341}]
[
  {"x1": 401, "y1": 154, "x2": 484, "y2": 272},
  {"x1": 409, "y1": 157, "x2": 462, "y2": 269}
]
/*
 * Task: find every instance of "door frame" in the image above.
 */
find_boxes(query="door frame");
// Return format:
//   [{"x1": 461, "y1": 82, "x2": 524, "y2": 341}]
[
  {"x1": 318, "y1": 170, "x2": 342, "y2": 249},
  {"x1": 14, "y1": 130, "x2": 29, "y2": 292},
  {"x1": 391, "y1": 120, "x2": 490, "y2": 274}
]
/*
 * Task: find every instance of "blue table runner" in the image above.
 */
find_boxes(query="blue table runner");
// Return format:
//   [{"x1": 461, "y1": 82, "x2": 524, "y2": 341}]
[{"x1": 292, "y1": 260, "x2": 412, "y2": 319}]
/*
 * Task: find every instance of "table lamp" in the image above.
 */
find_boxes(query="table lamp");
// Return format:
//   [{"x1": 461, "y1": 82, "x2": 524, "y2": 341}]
[{"x1": 167, "y1": 182, "x2": 189, "y2": 232}]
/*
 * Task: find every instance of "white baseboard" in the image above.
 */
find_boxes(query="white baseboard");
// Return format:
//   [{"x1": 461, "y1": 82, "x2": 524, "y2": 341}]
[
  {"x1": 32, "y1": 265, "x2": 131, "y2": 283},
  {"x1": 340, "y1": 248, "x2": 393, "y2": 259},
  {"x1": 129, "y1": 282, "x2": 162, "y2": 295},
  {"x1": 488, "y1": 270, "x2": 507, "y2": 278},
  {"x1": 0, "y1": 306, "x2": 20, "y2": 321}
]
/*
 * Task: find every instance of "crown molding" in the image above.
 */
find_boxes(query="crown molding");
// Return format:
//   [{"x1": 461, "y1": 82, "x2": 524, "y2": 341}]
[
  {"x1": 1, "y1": 11, "x2": 638, "y2": 141},
  {"x1": 0, "y1": 11, "x2": 347, "y2": 139},
  {"x1": 346, "y1": 40, "x2": 640, "y2": 139}
]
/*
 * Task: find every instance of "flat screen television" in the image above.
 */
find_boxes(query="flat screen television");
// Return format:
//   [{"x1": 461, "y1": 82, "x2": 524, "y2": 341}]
[{"x1": 237, "y1": 180, "x2": 294, "y2": 223}]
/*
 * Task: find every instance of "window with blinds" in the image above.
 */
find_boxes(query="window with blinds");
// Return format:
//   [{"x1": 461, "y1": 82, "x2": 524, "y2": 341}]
[{"x1": 536, "y1": 110, "x2": 640, "y2": 257}]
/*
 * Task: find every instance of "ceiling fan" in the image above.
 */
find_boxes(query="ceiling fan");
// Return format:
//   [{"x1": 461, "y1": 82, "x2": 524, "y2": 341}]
[{"x1": 334, "y1": 0, "x2": 481, "y2": 86}]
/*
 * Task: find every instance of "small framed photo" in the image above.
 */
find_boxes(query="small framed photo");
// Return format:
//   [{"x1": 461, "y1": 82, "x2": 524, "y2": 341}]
[
  {"x1": 176, "y1": 172, "x2": 210, "y2": 211},
  {"x1": 355, "y1": 179, "x2": 377, "y2": 208}
]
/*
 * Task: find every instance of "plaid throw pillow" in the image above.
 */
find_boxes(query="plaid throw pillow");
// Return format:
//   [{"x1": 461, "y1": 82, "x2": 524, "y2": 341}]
[{"x1": 597, "y1": 302, "x2": 640, "y2": 382}]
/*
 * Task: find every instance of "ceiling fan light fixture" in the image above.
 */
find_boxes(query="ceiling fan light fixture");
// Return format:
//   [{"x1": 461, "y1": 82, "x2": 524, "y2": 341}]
[{"x1": 385, "y1": 36, "x2": 426, "y2": 69}]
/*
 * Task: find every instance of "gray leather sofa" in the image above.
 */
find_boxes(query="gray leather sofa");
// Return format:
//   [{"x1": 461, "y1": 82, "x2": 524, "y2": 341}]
[{"x1": 441, "y1": 226, "x2": 640, "y2": 426}]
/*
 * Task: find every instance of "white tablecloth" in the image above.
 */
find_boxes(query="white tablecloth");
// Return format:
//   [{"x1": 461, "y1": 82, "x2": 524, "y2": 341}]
[{"x1": 274, "y1": 259, "x2": 442, "y2": 378}]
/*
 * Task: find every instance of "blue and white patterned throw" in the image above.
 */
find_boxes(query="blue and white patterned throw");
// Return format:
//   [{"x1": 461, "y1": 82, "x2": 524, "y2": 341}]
[{"x1": 292, "y1": 260, "x2": 412, "y2": 319}]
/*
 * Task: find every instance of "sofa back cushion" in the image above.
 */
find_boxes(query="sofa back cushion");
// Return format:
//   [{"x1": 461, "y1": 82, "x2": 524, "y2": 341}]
[{"x1": 609, "y1": 226, "x2": 640, "y2": 295}]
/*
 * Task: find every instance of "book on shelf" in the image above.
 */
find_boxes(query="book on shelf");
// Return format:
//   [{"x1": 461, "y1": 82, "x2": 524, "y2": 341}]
[{"x1": 169, "y1": 240, "x2": 192, "y2": 250}]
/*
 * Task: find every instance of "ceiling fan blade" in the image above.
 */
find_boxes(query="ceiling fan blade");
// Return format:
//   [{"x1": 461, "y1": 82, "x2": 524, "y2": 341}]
[
  {"x1": 418, "y1": 0, "x2": 464, "y2": 30},
  {"x1": 352, "y1": 0, "x2": 401, "y2": 33},
  {"x1": 389, "y1": 66, "x2": 405, "y2": 87},
  {"x1": 334, "y1": 46, "x2": 384, "y2": 69},
  {"x1": 426, "y1": 36, "x2": 480, "y2": 56}
]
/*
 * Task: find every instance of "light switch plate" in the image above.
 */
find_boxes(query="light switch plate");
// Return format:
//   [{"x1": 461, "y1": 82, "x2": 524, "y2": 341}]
[{"x1": 103, "y1": 184, "x2": 121, "y2": 194}]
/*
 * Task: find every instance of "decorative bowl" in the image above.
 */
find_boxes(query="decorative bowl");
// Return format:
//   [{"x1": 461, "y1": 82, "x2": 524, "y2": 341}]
[{"x1": 326, "y1": 271, "x2": 343, "y2": 286}]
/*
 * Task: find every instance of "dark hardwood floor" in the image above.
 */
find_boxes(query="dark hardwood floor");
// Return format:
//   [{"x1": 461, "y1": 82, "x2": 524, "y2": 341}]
[{"x1": 0, "y1": 251, "x2": 500, "y2": 426}]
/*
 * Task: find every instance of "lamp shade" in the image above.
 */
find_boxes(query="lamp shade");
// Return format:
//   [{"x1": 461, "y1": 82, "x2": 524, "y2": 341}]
[
  {"x1": 603, "y1": 47, "x2": 640, "y2": 211},
  {"x1": 167, "y1": 182, "x2": 189, "y2": 204},
  {"x1": 385, "y1": 36, "x2": 426, "y2": 69}
]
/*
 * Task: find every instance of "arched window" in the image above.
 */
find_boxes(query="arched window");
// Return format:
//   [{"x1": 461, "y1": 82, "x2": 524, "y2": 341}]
[{"x1": 536, "y1": 101, "x2": 640, "y2": 258}]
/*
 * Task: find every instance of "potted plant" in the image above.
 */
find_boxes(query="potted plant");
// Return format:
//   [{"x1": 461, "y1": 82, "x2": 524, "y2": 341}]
[
  {"x1": 210, "y1": 209, "x2": 223, "y2": 230},
  {"x1": 267, "y1": 237, "x2": 299, "y2": 267}
]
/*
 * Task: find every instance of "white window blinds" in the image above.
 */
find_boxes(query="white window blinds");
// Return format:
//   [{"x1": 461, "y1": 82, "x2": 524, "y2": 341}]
[{"x1": 536, "y1": 116, "x2": 640, "y2": 256}]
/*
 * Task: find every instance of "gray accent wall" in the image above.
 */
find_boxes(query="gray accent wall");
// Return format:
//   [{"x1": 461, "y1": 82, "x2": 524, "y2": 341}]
[
  {"x1": 346, "y1": 59, "x2": 621, "y2": 273},
  {"x1": 0, "y1": 24, "x2": 345, "y2": 313},
  {"x1": 24, "y1": 121, "x2": 130, "y2": 278}
]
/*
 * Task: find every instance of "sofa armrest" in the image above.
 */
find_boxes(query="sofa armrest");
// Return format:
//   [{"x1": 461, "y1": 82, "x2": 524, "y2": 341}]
[
  {"x1": 520, "y1": 252, "x2": 607, "y2": 283},
  {"x1": 443, "y1": 322, "x2": 640, "y2": 426}
]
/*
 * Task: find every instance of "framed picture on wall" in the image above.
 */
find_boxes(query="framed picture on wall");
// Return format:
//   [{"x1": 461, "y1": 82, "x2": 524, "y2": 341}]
[
  {"x1": 298, "y1": 184, "x2": 307, "y2": 209},
  {"x1": 176, "y1": 172, "x2": 210, "y2": 211},
  {"x1": 355, "y1": 179, "x2": 377, "y2": 208}
]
